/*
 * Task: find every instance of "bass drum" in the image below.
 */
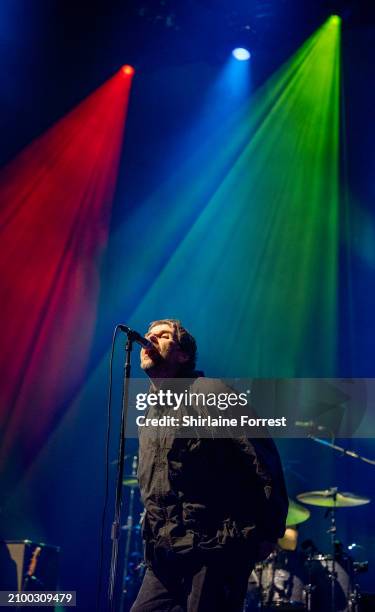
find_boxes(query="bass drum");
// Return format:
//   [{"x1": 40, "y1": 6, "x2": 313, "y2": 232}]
[
  {"x1": 307, "y1": 554, "x2": 353, "y2": 612},
  {"x1": 246, "y1": 551, "x2": 307, "y2": 610}
]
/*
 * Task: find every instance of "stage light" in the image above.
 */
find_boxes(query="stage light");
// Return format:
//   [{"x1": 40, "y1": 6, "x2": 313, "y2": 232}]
[
  {"x1": 329, "y1": 15, "x2": 341, "y2": 26},
  {"x1": 232, "y1": 48, "x2": 251, "y2": 61},
  {"x1": 122, "y1": 64, "x2": 135, "y2": 76}
]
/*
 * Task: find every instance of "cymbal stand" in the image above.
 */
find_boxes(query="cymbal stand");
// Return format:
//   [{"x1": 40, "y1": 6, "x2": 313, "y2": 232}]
[
  {"x1": 120, "y1": 455, "x2": 138, "y2": 609},
  {"x1": 348, "y1": 584, "x2": 360, "y2": 612},
  {"x1": 326, "y1": 487, "x2": 338, "y2": 612},
  {"x1": 348, "y1": 560, "x2": 365, "y2": 612},
  {"x1": 304, "y1": 551, "x2": 314, "y2": 612}
]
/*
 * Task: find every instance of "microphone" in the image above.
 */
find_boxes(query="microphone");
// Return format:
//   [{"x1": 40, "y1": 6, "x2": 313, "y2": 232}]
[
  {"x1": 118, "y1": 325, "x2": 154, "y2": 350},
  {"x1": 295, "y1": 420, "x2": 327, "y2": 431}
]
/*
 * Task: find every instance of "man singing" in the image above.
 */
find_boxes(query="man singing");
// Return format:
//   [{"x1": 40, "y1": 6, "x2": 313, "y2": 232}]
[{"x1": 131, "y1": 319, "x2": 288, "y2": 612}]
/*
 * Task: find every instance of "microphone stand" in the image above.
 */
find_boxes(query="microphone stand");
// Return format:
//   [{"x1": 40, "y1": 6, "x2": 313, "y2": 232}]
[
  {"x1": 308, "y1": 436, "x2": 375, "y2": 465},
  {"x1": 108, "y1": 330, "x2": 134, "y2": 612}
]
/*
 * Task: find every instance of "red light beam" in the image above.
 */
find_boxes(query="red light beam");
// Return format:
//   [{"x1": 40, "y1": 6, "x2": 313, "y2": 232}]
[{"x1": 0, "y1": 68, "x2": 133, "y2": 472}]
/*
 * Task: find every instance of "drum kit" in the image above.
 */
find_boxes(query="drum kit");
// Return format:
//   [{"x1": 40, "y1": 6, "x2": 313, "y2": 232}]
[
  {"x1": 246, "y1": 488, "x2": 370, "y2": 612},
  {"x1": 119, "y1": 456, "x2": 370, "y2": 612}
]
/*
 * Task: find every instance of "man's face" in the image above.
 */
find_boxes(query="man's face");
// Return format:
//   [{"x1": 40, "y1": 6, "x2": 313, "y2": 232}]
[{"x1": 140, "y1": 322, "x2": 188, "y2": 376}]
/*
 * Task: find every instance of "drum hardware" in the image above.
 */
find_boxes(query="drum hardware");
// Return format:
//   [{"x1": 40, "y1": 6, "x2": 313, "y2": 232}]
[
  {"x1": 327, "y1": 489, "x2": 339, "y2": 612},
  {"x1": 120, "y1": 455, "x2": 143, "y2": 611},
  {"x1": 304, "y1": 581, "x2": 314, "y2": 612},
  {"x1": 347, "y1": 561, "x2": 368, "y2": 612},
  {"x1": 307, "y1": 435, "x2": 375, "y2": 466},
  {"x1": 296, "y1": 487, "x2": 371, "y2": 612},
  {"x1": 249, "y1": 561, "x2": 266, "y2": 610},
  {"x1": 246, "y1": 487, "x2": 370, "y2": 612},
  {"x1": 303, "y1": 551, "x2": 316, "y2": 612},
  {"x1": 348, "y1": 585, "x2": 360, "y2": 612},
  {"x1": 247, "y1": 547, "x2": 364, "y2": 612},
  {"x1": 264, "y1": 551, "x2": 279, "y2": 608},
  {"x1": 306, "y1": 552, "x2": 356, "y2": 612},
  {"x1": 246, "y1": 500, "x2": 311, "y2": 611},
  {"x1": 353, "y1": 561, "x2": 368, "y2": 574},
  {"x1": 248, "y1": 549, "x2": 307, "y2": 610}
]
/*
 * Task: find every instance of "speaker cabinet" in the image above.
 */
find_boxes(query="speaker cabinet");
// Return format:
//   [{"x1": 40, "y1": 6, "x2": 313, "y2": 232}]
[{"x1": 0, "y1": 540, "x2": 59, "y2": 591}]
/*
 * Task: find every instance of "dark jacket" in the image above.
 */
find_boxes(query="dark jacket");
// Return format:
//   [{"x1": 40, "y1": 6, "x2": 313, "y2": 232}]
[{"x1": 137, "y1": 376, "x2": 288, "y2": 566}]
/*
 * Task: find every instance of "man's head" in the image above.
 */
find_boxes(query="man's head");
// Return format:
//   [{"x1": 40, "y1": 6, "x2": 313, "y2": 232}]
[{"x1": 140, "y1": 319, "x2": 197, "y2": 378}]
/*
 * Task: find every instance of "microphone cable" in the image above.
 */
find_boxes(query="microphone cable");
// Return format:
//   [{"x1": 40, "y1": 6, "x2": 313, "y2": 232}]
[{"x1": 96, "y1": 325, "x2": 120, "y2": 612}]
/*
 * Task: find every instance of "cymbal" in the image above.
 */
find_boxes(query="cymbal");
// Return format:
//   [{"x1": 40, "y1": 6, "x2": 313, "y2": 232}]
[
  {"x1": 122, "y1": 475, "x2": 139, "y2": 487},
  {"x1": 297, "y1": 489, "x2": 370, "y2": 508},
  {"x1": 286, "y1": 499, "x2": 311, "y2": 526}
]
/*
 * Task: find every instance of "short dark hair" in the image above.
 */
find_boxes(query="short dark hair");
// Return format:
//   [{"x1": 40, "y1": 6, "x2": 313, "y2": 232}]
[{"x1": 148, "y1": 319, "x2": 197, "y2": 371}]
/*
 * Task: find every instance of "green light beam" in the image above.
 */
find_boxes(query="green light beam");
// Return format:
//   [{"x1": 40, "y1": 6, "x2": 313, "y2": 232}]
[{"x1": 128, "y1": 17, "x2": 341, "y2": 377}]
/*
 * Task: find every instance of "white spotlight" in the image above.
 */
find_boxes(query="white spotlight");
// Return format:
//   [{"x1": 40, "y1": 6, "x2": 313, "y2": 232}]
[{"x1": 232, "y1": 48, "x2": 251, "y2": 61}]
